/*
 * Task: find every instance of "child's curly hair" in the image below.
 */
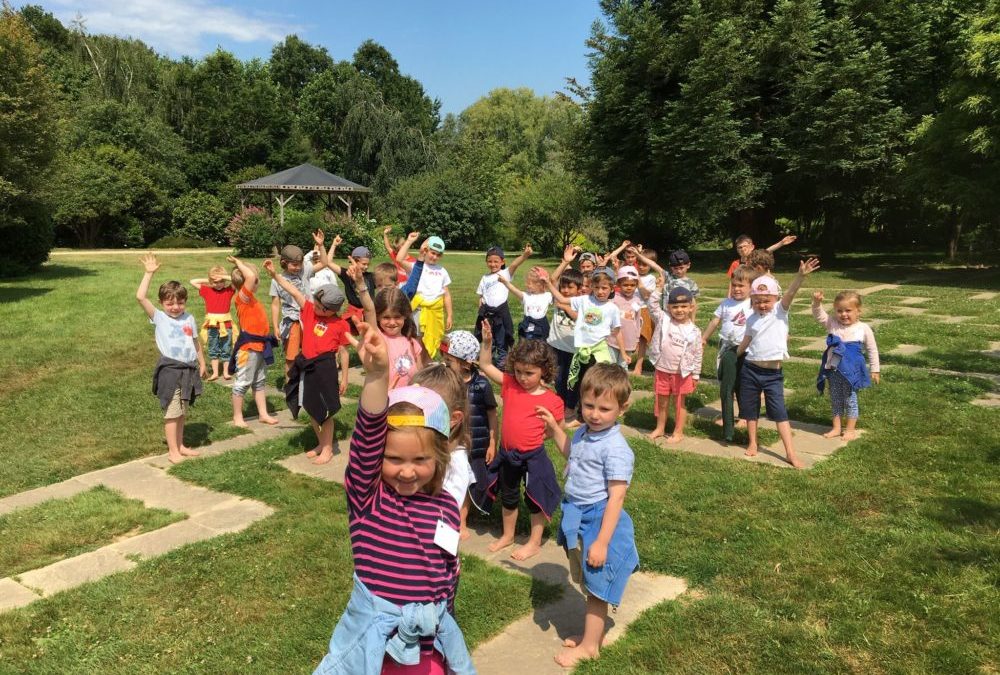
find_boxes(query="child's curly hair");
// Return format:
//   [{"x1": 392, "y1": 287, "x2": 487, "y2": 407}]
[
  {"x1": 504, "y1": 339, "x2": 556, "y2": 383},
  {"x1": 747, "y1": 248, "x2": 774, "y2": 273}
]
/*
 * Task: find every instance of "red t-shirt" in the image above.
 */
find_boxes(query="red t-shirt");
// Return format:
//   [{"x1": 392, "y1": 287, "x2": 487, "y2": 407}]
[
  {"x1": 390, "y1": 248, "x2": 416, "y2": 283},
  {"x1": 726, "y1": 259, "x2": 740, "y2": 278},
  {"x1": 500, "y1": 373, "x2": 564, "y2": 451},
  {"x1": 300, "y1": 302, "x2": 350, "y2": 359},
  {"x1": 199, "y1": 285, "x2": 235, "y2": 313}
]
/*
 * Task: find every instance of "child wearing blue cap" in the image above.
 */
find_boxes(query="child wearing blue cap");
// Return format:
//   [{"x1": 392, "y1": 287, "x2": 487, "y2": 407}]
[{"x1": 411, "y1": 236, "x2": 452, "y2": 358}]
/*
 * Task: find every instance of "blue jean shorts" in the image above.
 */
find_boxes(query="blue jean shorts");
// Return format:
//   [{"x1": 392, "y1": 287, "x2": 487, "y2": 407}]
[{"x1": 738, "y1": 361, "x2": 789, "y2": 422}]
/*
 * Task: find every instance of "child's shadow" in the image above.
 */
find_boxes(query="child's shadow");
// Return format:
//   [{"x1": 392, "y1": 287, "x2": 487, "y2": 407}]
[{"x1": 528, "y1": 563, "x2": 615, "y2": 640}]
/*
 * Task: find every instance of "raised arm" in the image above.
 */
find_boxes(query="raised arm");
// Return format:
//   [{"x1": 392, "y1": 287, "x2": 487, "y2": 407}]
[
  {"x1": 226, "y1": 255, "x2": 258, "y2": 292},
  {"x1": 506, "y1": 244, "x2": 533, "y2": 277},
  {"x1": 607, "y1": 240, "x2": 631, "y2": 268},
  {"x1": 346, "y1": 259, "x2": 377, "y2": 326},
  {"x1": 263, "y1": 259, "x2": 307, "y2": 308},
  {"x1": 811, "y1": 291, "x2": 830, "y2": 326},
  {"x1": 498, "y1": 274, "x2": 525, "y2": 301},
  {"x1": 781, "y1": 257, "x2": 820, "y2": 311},
  {"x1": 318, "y1": 231, "x2": 344, "y2": 275},
  {"x1": 136, "y1": 253, "x2": 159, "y2": 319},
  {"x1": 189, "y1": 277, "x2": 209, "y2": 290},
  {"x1": 533, "y1": 266, "x2": 569, "y2": 305},
  {"x1": 477, "y1": 320, "x2": 505, "y2": 384},
  {"x1": 395, "y1": 231, "x2": 420, "y2": 272},
  {"x1": 382, "y1": 226, "x2": 396, "y2": 258},
  {"x1": 552, "y1": 244, "x2": 579, "y2": 280},
  {"x1": 632, "y1": 247, "x2": 666, "y2": 277},
  {"x1": 348, "y1": 322, "x2": 390, "y2": 414},
  {"x1": 766, "y1": 235, "x2": 797, "y2": 253}
]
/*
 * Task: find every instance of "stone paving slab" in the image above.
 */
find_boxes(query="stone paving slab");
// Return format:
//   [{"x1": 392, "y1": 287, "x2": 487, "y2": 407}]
[
  {"x1": 927, "y1": 314, "x2": 974, "y2": 324},
  {"x1": 893, "y1": 306, "x2": 928, "y2": 315},
  {"x1": 889, "y1": 344, "x2": 926, "y2": 356},
  {"x1": 0, "y1": 578, "x2": 39, "y2": 612},
  {"x1": 971, "y1": 393, "x2": 1000, "y2": 408},
  {"x1": 278, "y1": 452, "x2": 348, "y2": 484},
  {"x1": 190, "y1": 499, "x2": 275, "y2": 534},
  {"x1": 969, "y1": 292, "x2": 998, "y2": 301},
  {"x1": 857, "y1": 283, "x2": 900, "y2": 296},
  {"x1": 0, "y1": 478, "x2": 91, "y2": 516},
  {"x1": 109, "y1": 520, "x2": 219, "y2": 559},
  {"x1": 898, "y1": 296, "x2": 931, "y2": 305},
  {"x1": 797, "y1": 337, "x2": 830, "y2": 351},
  {"x1": 17, "y1": 548, "x2": 136, "y2": 596}
]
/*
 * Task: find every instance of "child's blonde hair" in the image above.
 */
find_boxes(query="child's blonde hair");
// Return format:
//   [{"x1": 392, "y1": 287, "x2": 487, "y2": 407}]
[
  {"x1": 413, "y1": 364, "x2": 471, "y2": 450},
  {"x1": 386, "y1": 400, "x2": 451, "y2": 495},
  {"x1": 208, "y1": 265, "x2": 227, "y2": 281},
  {"x1": 834, "y1": 290, "x2": 862, "y2": 308},
  {"x1": 747, "y1": 249, "x2": 774, "y2": 272},
  {"x1": 731, "y1": 264, "x2": 759, "y2": 284},
  {"x1": 230, "y1": 263, "x2": 256, "y2": 290},
  {"x1": 580, "y1": 363, "x2": 631, "y2": 407},
  {"x1": 374, "y1": 263, "x2": 397, "y2": 288}
]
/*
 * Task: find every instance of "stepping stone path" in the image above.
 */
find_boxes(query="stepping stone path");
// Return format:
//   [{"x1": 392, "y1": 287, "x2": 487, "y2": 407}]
[
  {"x1": 983, "y1": 342, "x2": 1000, "y2": 359},
  {"x1": 898, "y1": 296, "x2": 931, "y2": 305},
  {"x1": 971, "y1": 392, "x2": 1000, "y2": 408},
  {"x1": 927, "y1": 314, "x2": 974, "y2": 324},
  {"x1": 893, "y1": 306, "x2": 928, "y2": 316},
  {"x1": 278, "y1": 443, "x2": 687, "y2": 675},
  {"x1": 969, "y1": 292, "x2": 998, "y2": 301},
  {"x1": 889, "y1": 344, "x2": 925, "y2": 356}
]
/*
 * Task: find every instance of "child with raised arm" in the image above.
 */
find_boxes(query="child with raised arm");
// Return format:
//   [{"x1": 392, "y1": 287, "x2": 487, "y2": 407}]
[
  {"x1": 812, "y1": 290, "x2": 881, "y2": 440},
  {"x1": 264, "y1": 257, "x2": 350, "y2": 465},
  {"x1": 701, "y1": 265, "x2": 758, "y2": 442},
  {"x1": 269, "y1": 244, "x2": 306, "y2": 379},
  {"x1": 607, "y1": 266, "x2": 644, "y2": 367},
  {"x1": 475, "y1": 244, "x2": 532, "y2": 367},
  {"x1": 631, "y1": 247, "x2": 701, "y2": 308},
  {"x1": 632, "y1": 249, "x2": 658, "y2": 375},
  {"x1": 736, "y1": 258, "x2": 821, "y2": 468},
  {"x1": 312, "y1": 324, "x2": 474, "y2": 675},
  {"x1": 478, "y1": 321, "x2": 565, "y2": 561},
  {"x1": 411, "y1": 236, "x2": 453, "y2": 358},
  {"x1": 383, "y1": 225, "x2": 416, "y2": 284},
  {"x1": 227, "y1": 255, "x2": 280, "y2": 428},
  {"x1": 727, "y1": 234, "x2": 797, "y2": 277},
  {"x1": 536, "y1": 363, "x2": 639, "y2": 669},
  {"x1": 190, "y1": 265, "x2": 236, "y2": 380},
  {"x1": 498, "y1": 266, "x2": 553, "y2": 342},
  {"x1": 547, "y1": 268, "x2": 585, "y2": 411},
  {"x1": 313, "y1": 231, "x2": 377, "y2": 330},
  {"x1": 643, "y1": 281, "x2": 703, "y2": 443},
  {"x1": 137, "y1": 254, "x2": 207, "y2": 464}
]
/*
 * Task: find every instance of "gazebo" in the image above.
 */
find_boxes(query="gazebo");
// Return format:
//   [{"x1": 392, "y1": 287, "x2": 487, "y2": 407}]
[{"x1": 236, "y1": 163, "x2": 372, "y2": 226}]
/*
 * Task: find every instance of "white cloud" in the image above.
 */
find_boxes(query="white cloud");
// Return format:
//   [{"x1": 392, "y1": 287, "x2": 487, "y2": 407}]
[{"x1": 45, "y1": 0, "x2": 301, "y2": 56}]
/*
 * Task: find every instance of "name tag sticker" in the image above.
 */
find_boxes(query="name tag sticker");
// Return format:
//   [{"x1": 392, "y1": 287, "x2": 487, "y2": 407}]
[{"x1": 434, "y1": 519, "x2": 460, "y2": 556}]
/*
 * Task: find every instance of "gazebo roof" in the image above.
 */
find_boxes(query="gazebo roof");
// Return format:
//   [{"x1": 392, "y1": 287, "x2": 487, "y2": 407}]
[{"x1": 237, "y1": 163, "x2": 371, "y2": 194}]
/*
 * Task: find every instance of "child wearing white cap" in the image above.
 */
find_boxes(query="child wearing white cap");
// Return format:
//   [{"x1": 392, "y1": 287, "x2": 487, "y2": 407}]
[{"x1": 411, "y1": 235, "x2": 452, "y2": 358}]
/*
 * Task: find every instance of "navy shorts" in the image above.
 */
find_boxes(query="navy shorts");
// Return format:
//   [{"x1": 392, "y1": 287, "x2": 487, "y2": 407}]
[{"x1": 738, "y1": 362, "x2": 789, "y2": 422}]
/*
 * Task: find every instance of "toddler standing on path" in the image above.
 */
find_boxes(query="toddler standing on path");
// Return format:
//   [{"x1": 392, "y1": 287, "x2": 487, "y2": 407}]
[{"x1": 189, "y1": 266, "x2": 236, "y2": 381}]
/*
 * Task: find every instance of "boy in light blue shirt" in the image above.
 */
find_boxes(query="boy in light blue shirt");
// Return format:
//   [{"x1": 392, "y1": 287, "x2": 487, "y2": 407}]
[{"x1": 537, "y1": 363, "x2": 639, "y2": 670}]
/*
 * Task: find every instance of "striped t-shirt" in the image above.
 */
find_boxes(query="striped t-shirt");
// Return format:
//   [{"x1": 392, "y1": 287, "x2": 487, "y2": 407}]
[{"x1": 345, "y1": 406, "x2": 461, "y2": 625}]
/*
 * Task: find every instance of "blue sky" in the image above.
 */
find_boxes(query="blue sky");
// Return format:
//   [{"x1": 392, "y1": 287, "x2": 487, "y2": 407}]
[{"x1": 34, "y1": 0, "x2": 604, "y2": 115}]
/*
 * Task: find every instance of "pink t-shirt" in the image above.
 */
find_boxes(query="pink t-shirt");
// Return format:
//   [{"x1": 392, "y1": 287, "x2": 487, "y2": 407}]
[
  {"x1": 385, "y1": 333, "x2": 423, "y2": 389},
  {"x1": 609, "y1": 292, "x2": 643, "y2": 352}
]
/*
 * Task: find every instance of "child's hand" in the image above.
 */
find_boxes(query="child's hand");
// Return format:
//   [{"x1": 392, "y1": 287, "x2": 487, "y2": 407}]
[
  {"x1": 621, "y1": 351, "x2": 632, "y2": 366},
  {"x1": 383, "y1": 225, "x2": 393, "y2": 236},
  {"x1": 332, "y1": 234, "x2": 343, "y2": 247},
  {"x1": 620, "y1": 239, "x2": 632, "y2": 249},
  {"x1": 199, "y1": 363, "x2": 207, "y2": 378},
  {"x1": 531, "y1": 266, "x2": 550, "y2": 283},
  {"x1": 263, "y1": 258, "x2": 277, "y2": 276},
  {"x1": 226, "y1": 255, "x2": 238, "y2": 264},
  {"x1": 340, "y1": 377, "x2": 348, "y2": 395},
  {"x1": 523, "y1": 243, "x2": 533, "y2": 256},
  {"x1": 799, "y1": 257, "x2": 821, "y2": 275},
  {"x1": 406, "y1": 231, "x2": 420, "y2": 244},
  {"x1": 140, "y1": 253, "x2": 160, "y2": 274},
  {"x1": 780, "y1": 234, "x2": 797, "y2": 247},
  {"x1": 312, "y1": 229, "x2": 325, "y2": 246},
  {"x1": 562, "y1": 245, "x2": 579, "y2": 263},
  {"x1": 346, "y1": 259, "x2": 363, "y2": 284},
  {"x1": 535, "y1": 405, "x2": 558, "y2": 431},
  {"x1": 485, "y1": 443, "x2": 496, "y2": 465},
  {"x1": 872, "y1": 372, "x2": 881, "y2": 385},
  {"x1": 812, "y1": 291, "x2": 824, "y2": 303},
  {"x1": 480, "y1": 319, "x2": 493, "y2": 347},
  {"x1": 586, "y1": 540, "x2": 608, "y2": 568},
  {"x1": 418, "y1": 242, "x2": 429, "y2": 260},
  {"x1": 655, "y1": 275, "x2": 665, "y2": 290},
  {"x1": 636, "y1": 244, "x2": 644, "y2": 253},
  {"x1": 348, "y1": 322, "x2": 389, "y2": 375}
]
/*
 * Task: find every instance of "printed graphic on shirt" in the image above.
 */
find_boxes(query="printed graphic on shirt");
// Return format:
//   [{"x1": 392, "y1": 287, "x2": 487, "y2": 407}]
[
  {"x1": 314, "y1": 321, "x2": 328, "y2": 337},
  {"x1": 393, "y1": 353, "x2": 415, "y2": 378},
  {"x1": 584, "y1": 307, "x2": 604, "y2": 326},
  {"x1": 733, "y1": 309, "x2": 747, "y2": 326},
  {"x1": 182, "y1": 324, "x2": 193, "y2": 337}
]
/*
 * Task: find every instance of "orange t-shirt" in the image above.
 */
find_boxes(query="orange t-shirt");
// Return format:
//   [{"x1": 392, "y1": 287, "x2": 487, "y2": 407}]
[
  {"x1": 726, "y1": 259, "x2": 740, "y2": 278},
  {"x1": 235, "y1": 288, "x2": 269, "y2": 352}
]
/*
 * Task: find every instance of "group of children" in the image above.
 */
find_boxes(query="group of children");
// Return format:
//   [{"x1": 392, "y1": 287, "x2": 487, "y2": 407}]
[{"x1": 135, "y1": 229, "x2": 881, "y2": 672}]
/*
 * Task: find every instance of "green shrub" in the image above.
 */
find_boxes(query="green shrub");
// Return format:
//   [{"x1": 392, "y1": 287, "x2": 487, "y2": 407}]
[
  {"x1": 149, "y1": 235, "x2": 218, "y2": 249},
  {"x1": 324, "y1": 211, "x2": 386, "y2": 257},
  {"x1": 226, "y1": 207, "x2": 277, "y2": 257},
  {"x1": 0, "y1": 198, "x2": 54, "y2": 277},
  {"x1": 279, "y1": 207, "x2": 325, "y2": 252},
  {"x1": 172, "y1": 189, "x2": 228, "y2": 244}
]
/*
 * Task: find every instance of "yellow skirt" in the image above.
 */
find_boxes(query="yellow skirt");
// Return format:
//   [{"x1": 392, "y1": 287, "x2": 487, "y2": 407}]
[{"x1": 411, "y1": 294, "x2": 445, "y2": 359}]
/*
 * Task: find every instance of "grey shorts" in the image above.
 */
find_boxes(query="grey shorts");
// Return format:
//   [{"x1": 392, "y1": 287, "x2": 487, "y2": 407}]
[
  {"x1": 164, "y1": 388, "x2": 188, "y2": 419},
  {"x1": 232, "y1": 349, "x2": 268, "y2": 396}
]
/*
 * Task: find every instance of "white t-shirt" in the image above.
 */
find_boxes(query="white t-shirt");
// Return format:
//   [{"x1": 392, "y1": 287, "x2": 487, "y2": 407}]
[
  {"x1": 522, "y1": 292, "x2": 552, "y2": 320},
  {"x1": 416, "y1": 263, "x2": 451, "y2": 302},
  {"x1": 442, "y1": 446, "x2": 474, "y2": 509},
  {"x1": 640, "y1": 274, "x2": 657, "y2": 293},
  {"x1": 714, "y1": 298, "x2": 752, "y2": 347},
  {"x1": 745, "y1": 303, "x2": 790, "y2": 362},
  {"x1": 301, "y1": 256, "x2": 339, "y2": 298},
  {"x1": 151, "y1": 310, "x2": 198, "y2": 363},
  {"x1": 570, "y1": 295, "x2": 621, "y2": 348},
  {"x1": 476, "y1": 269, "x2": 511, "y2": 307}
]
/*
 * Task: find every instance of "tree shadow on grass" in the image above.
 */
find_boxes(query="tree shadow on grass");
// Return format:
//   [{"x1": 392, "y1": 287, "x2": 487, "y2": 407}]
[
  {"x1": 34, "y1": 264, "x2": 98, "y2": 281},
  {"x1": 0, "y1": 286, "x2": 53, "y2": 303},
  {"x1": 925, "y1": 496, "x2": 1000, "y2": 530},
  {"x1": 183, "y1": 423, "x2": 212, "y2": 447}
]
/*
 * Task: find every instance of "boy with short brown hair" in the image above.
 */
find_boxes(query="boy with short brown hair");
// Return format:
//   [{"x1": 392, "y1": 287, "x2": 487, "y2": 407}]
[{"x1": 228, "y1": 255, "x2": 280, "y2": 428}]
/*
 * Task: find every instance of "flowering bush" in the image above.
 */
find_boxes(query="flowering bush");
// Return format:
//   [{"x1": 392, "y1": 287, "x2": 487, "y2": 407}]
[{"x1": 226, "y1": 207, "x2": 277, "y2": 257}]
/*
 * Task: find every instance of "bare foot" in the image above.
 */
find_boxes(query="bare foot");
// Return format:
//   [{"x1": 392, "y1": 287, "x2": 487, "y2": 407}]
[
  {"x1": 206, "y1": 374, "x2": 219, "y2": 382},
  {"x1": 647, "y1": 429, "x2": 665, "y2": 441},
  {"x1": 258, "y1": 416, "x2": 280, "y2": 425},
  {"x1": 735, "y1": 419, "x2": 747, "y2": 429},
  {"x1": 713, "y1": 417, "x2": 724, "y2": 427},
  {"x1": 488, "y1": 535, "x2": 516, "y2": 553},
  {"x1": 511, "y1": 541, "x2": 542, "y2": 560},
  {"x1": 841, "y1": 430, "x2": 858, "y2": 441},
  {"x1": 554, "y1": 643, "x2": 598, "y2": 669},
  {"x1": 787, "y1": 454, "x2": 804, "y2": 469},
  {"x1": 313, "y1": 449, "x2": 334, "y2": 465},
  {"x1": 167, "y1": 453, "x2": 184, "y2": 464},
  {"x1": 822, "y1": 428, "x2": 842, "y2": 439},
  {"x1": 222, "y1": 373, "x2": 232, "y2": 380},
  {"x1": 305, "y1": 447, "x2": 319, "y2": 458},
  {"x1": 179, "y1": 446, "x2": 200, "y2": 457},
  {"x1": 562, "y1": 636, "x2": 583, "y2": 648},
  {"x1": 744, "y1": 443, "x2": 758, "y2": 457},
  {"x1": 460, "y1": 528, "x2": 471, "y2": 541},
  {"x1": 665, "y1": 434, "x2": 684, "y2": 444},
  {"x1": 232, "y1": 420, "x2": 250, "y2": 429}
]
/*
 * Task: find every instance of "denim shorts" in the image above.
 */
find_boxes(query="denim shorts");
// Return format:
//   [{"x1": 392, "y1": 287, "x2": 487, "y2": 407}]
[{"x1": 738, "y1": 361, "x2": 789, "y2": 422}]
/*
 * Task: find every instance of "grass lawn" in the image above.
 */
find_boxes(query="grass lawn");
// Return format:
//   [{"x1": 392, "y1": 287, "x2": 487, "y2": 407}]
[{"x1": 0, "y1": 249, "x2": 998, "y2": 672}]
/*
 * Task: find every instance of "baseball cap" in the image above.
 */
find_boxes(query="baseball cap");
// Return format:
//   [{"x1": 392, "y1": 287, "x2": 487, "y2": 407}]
[
  {"x1": 750, "y1": 275, "x2": 781, "y2": 296},
  {"x1": 313, "y1": 284, "x2": 345, "y2": 312},
  {"x1": 579, "y1": 252, "x2": 597, "y2": 265},
  {"x1": 280, "y1": 245, "x2": 304, "y2": 263},
  {"x1": 485, "y1": 246, "x2": 505, "y2": 259},
  {"x1": 443, "y1": 330, "x2": 480, "y2": 363},
  {"x1": 387, "y1": 385, "x2": 451, "y2": 438},
  {"x1": 667, "y1": 288, "x2": 694, "y2": 305},
  {"x1": 426, "y1": 236, "x2": 446, "y2": 253},
  {"x1": 351, "y1": 246, "x2": 372, "y2": 259},
  {"x1": 668, "y1": 250, "x2": 690, "y2": 266},
  {"x1": 617, "y1": 265, "x2": 639, "y2": 281}
]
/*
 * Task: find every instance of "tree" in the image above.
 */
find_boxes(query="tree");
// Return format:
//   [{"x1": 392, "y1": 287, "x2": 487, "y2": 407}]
[
  {"x1": 171, "y1": 190, "x2": 228, "y2": 244},
  {"x1": 353, "y1": 40, "x2": 440, "y2": 134},
  {"x1": 341, "y1": 99, "x2": 434, "y2": 193},
  {"x1": 269, "y1": 34, "x2": 333, "y2": 93},
  {"x1": 298, "y1": 62, "x2": 379, "y2": 172},
  {"x1": 502, "y1": 164, "x2": 596, "y2": 254},
  {"x1": 0, "y1": 4, "x2": 60, "y2": 275}
]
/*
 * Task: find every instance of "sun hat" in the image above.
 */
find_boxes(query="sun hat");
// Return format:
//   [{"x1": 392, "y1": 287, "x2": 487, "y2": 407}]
[
  {"x1": 617, "y1": 265, "x2": 639, "y2": 281},
  {"x1": 313, "y1": 284, "x2": 346, "y2": 312},
  {"x1": 387, "y1": 386, "x2": 451, "y2": 438},
  {"x1": 280, "y1": 245, "x2": 304, "y2": 263},
  {"x1": 667, "y1": 288, "x2": 694, "y2": 305},
  {"x1": 442, "y1": 330, "x2": 480, "y2": 363},
  {"x1": 351, "y1": 246, "x2": 372, "y2": 259},
  {"x1": 426, "y1": 236, "x2": 446, "y2": 253},
  {"x1": 750, "y1": 275, "x2": 781, "y2": 296},
  {"x1": 668, "y1": 250, "x2": 690, "y2": 266}
]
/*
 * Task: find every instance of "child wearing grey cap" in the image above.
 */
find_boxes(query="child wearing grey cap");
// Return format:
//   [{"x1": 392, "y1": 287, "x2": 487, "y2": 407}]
[{"x1": 270, "y1": 244, "x2": 306, "y2": 379}]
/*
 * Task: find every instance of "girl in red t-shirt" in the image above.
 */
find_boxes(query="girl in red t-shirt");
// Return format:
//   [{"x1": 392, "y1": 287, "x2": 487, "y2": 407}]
[
  {"x1": 190, "y1": 266, "x2": 237, "y2": 380},
  {"x1": 477, "y1": 321, "x2": 565, "y2": 561},
  {"x1": 264, "y1": 259, "x2": 351, "y2": 465}
]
